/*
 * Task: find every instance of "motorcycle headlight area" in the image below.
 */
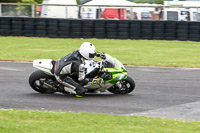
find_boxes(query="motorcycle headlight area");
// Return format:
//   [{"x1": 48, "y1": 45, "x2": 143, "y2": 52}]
[{"x1": 116, "y1": 74, "x2": 127, "y2": 80}]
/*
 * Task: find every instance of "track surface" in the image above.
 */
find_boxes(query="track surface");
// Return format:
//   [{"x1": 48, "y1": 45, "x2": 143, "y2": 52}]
[{"x1": 0, "y1": 61, "x2": 200, "y2": 121}]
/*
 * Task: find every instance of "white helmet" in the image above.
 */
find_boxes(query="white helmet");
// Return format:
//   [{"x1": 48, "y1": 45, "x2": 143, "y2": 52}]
[{"x1": 79, "y1": 42, "x2": 96, "y2": 60}]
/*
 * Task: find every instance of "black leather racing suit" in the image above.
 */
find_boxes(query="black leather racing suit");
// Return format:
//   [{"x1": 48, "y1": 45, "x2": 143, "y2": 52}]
[{"x1": 54, "y1": 49, "x2": 89, "y2": 95}]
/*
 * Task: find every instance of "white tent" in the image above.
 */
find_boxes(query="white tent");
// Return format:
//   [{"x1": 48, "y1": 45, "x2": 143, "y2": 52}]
[
  {"x1": 41, "y1": 0, "x2": 78, "y2": 18},
  {"x1": 83, "y1": 0, "x2": 136, "y2": 6}
]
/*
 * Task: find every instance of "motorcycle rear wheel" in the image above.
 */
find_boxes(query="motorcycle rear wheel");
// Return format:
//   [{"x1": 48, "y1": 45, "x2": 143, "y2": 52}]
[
  {"x1": 29, "y1": 70, "x2": 56, "y2": 94},
  {"x1": 108, "y1": 76, "x2": 135, "y2": 94}
]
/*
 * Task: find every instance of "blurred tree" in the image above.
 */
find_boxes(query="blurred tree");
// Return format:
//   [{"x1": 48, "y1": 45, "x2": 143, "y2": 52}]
[
  {"x1": 77, "y1": 0, "x2": 88, "y2": 4},
  {"x1": 127, "y1": 0, "x2": 164, "y2": 4},
  {"x1": 0, "y1": 0, "x2": 42, "y2": 3},
  {"x1": 127, "y1": 0, "x2": 185, "y2": 4},
  {"x1": 0, "y1": 0, "x2": 21, "y2": 2},
  {"x1": 77, "y1": 0, "x2": 81, "y2": 4},
  {"x1": 34, "y1": 0, "x2": 42, "y2": 3}
]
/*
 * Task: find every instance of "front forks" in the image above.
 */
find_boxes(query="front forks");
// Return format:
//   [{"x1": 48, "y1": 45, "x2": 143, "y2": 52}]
[{"x1": 116, "y1": 81, "x2": 122, "y2": 89}]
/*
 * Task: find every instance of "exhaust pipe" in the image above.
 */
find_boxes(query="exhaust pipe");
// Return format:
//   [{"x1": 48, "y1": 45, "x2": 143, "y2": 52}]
[{"x1": 35, "y1": 80, "x2": 57, "y2": 91}]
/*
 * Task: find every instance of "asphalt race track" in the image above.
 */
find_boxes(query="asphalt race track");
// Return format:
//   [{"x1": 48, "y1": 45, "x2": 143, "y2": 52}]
[{"x1": 0, "y1": 61, "x2": 200, "y2": 121}]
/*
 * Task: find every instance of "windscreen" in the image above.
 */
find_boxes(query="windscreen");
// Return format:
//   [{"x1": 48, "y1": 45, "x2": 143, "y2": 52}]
[{"x1": 104, "y1": 54, "x2": 115, "y2": 68}]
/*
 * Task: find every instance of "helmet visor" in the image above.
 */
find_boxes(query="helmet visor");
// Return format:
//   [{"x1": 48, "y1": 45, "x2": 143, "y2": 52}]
[{"x1": 89, "y1": 53, "x2": 95, "y2": 58}]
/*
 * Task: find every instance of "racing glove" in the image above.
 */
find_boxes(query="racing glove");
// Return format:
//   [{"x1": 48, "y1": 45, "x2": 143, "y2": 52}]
[
  {"x1": 92, "y1": 77, "x2": 104, "y2": 86},
  {"x1": 96, "y1": 51, "x2": 106, "y2": 59}
]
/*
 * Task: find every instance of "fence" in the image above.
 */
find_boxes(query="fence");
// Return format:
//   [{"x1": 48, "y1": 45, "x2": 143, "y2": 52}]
[
  {"x1": 0, "y1": 17, "x2": 200, "y2": 41},
  {"x1": 0, "y1": 3, "x2": 35, "y2": 17},
  {"x1": 0, "y1": 3, "x2": 200, "y2": 22}
]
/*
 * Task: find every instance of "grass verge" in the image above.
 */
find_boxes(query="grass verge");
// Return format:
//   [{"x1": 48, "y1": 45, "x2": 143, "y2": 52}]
[
  {"x1": 0, "y1": 37, "x2": 200, "y2": 67},
  {"x1": 0, "y1": 109, "x2": 199, "y2": 133}
]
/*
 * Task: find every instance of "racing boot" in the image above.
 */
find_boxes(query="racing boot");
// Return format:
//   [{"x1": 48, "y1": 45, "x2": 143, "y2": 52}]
[
  {"x1": 75, "y1": 94, "x2": 83, "y2": 98},
  {"x1": 74, "y1": 86, "x2": 85, "y2": 98}
]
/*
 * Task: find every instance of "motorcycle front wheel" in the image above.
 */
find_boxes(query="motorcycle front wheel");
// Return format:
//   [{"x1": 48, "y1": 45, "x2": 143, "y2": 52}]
[
  {"x1": 108, "y1": 76, "x2": 135, "y2": 94},
  {"x1": 29, "y1": 70, "x2": 56, "y2": 94}
]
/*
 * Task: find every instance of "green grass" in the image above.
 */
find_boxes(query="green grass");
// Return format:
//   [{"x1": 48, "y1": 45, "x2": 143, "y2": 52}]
[
  {"x1": 0, "y1": 36, "x2": 200, "y2": 67},
  {"x1": 1, "y1": 37, "x2": 200, "y2": 132},
  {"x1": 0, "y1": 109, "x2": 199, "y2": 133}
]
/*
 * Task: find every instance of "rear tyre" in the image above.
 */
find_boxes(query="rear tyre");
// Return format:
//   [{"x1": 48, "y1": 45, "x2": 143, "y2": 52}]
[
  {"x1": 29, "y1": 70, "x2": 56, "y2": 94},
  {"x1": 108, "y1": 76, "x2": 135, "y2": 94}
]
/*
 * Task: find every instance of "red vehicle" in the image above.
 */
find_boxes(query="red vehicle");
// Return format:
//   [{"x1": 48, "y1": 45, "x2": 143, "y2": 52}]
[{"x1": 102, "y1": 8, "x2": 128, "y2": 20}]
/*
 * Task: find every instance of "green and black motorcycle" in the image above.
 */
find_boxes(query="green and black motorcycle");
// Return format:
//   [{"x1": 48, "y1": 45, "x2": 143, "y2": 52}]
[{"x1": 29, "y1": 54, "x2": 136, "y2": 95}]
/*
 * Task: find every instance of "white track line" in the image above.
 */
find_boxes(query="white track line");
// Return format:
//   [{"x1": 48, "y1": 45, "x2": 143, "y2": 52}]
[
  {"x1": 0, "y1": 67, "x2": 24, "y2": 71},
  {"x1": 0, "y1": 61, "x2": 32, "y2": 64},
  {"x1": 126, "y1": 65, "x2": 200, "y2": 70}
]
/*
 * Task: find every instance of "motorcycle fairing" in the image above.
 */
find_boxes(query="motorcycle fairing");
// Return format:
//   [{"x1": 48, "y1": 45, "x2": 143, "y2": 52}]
[{"x1": 33, "y1": 59, "x2": 53, "y2": 75}]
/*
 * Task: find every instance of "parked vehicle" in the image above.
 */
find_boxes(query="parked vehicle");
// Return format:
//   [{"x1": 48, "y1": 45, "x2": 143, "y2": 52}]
[
  {"x1": 141, "y1": 12, "x2": 152, "y2": 20},
  {"x1": 163, "y1": 8, "x2": 200, "y2": 21}
]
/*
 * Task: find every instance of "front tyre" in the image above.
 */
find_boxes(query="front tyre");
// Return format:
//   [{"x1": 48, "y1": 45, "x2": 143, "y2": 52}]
[
  {"x1": 108, "y1": 76, "x2": 135, "y2": 94},
  {"x1": 29, "y1": 70, "x2": 56, "y2": 94}
]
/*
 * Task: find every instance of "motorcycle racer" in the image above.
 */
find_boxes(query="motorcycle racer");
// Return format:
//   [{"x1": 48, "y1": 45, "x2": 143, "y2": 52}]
[{"x1": 54, "y1": 42, "x2": 105, "y2": 97}]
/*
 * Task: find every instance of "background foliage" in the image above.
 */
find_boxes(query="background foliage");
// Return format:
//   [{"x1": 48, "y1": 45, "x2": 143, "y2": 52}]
[
  {"x1": 127, "y1": 0, "x2": 186, "y2": 4},
  {"x1": 76, "y1": 0, "x2": 186, "y2": 5},
  {"x1": 0, "y1": 0, "x2": 42, "y2": 3},
  {"x1": 0, "y1": 0, "x2": 186, "y2": 4}
]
